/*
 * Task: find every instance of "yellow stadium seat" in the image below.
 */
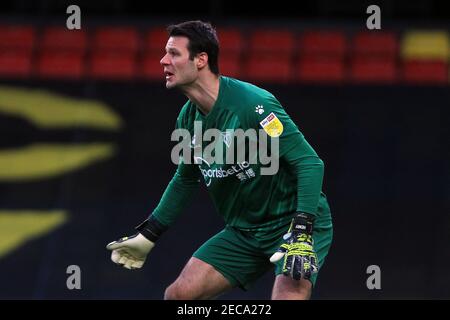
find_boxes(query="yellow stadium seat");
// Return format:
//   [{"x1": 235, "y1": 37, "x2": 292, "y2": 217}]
[{"x1": 401, "y1": 31, "x2": 449, "y2": 60}]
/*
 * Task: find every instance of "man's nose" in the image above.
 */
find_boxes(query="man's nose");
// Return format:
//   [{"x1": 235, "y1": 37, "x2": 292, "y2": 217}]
[{"x1": 160, "y1": 53, "x2": 169, "y2": 65}]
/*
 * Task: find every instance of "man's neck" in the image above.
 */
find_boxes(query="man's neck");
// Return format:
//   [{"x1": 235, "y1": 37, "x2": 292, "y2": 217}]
[{"x1": 181, "y1": 73, "x2": 220, "y2": 116}]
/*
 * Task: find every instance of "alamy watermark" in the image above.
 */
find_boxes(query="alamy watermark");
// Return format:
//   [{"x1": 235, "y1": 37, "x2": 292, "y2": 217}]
[
  {"x1": 366, "y1": 264, "x2": 381, "y2": 290},
  {"x1": 366, "y1": 5, "x2": 381, "y2": 30},
  {"x1": 66, "y1": 265, "x2": 81, "y2": 290},
  {"x1": 171, "y1": 121, "x2": 280, "y2": 179},
  {"x1": 66, "y1": 5, "x2": 81, "y2": 30}
]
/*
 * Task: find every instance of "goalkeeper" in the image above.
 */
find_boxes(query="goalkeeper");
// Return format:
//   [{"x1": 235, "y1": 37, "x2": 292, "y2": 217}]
[{"x1": 107, "y1": 20, "x2": 333, "y2": 300}]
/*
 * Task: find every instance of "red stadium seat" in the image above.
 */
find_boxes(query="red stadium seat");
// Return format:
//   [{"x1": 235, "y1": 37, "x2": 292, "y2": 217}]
[
  {"x1": 297, "y1": 56, "x2": 345, "y2": 83},
  {"x1": 402, "y1": 60, "x2": 448, "y2": 84},
  {"x1": 0, "y1": 25, "x2": 35, "y2": 51},
  {"x1": 245, "y1": 53, "x2": 292, "y2": 83},
  {"x1": 0, "y1": 49, "x2": 32, "y2": 77},
  {"x1": 93, "y1": 27, "x2": 140, "y2": 52},
  {"x1": 352, "y1": 31, "x2": 398, "y2": 58},
  {"x1": 217, "y1": 28, "x2": 244, "y2": 55},
  {"x1": 249, "y1": 30, "x2": 295, "y2": 55},
  {"x1": 300, "y1": 30, "x2": 347, "y2": 57},
  {"x1": 141, "y1": 52, "x2": 163, "y2": 80},
  {"x1": 41, "y1": 27, "x2": 87, "y2": 52},
  {"x1": 90, "y1": 51, "x2": 136, "y2": 79},
  {"x1": 245, "y1": 30, "x2": 295, "y2": 82},
  {"x1": 350, "y1": 56, "x2": 397, "y2": 83},
  {"x1": 145, "y1": 27, "x2": 168, "y2": 53},
  {"x1": 219, "y1": 53, "x2": 241, "y2": 78},
  {"x1": 37, "y1": 50, "x2": 84, "y2": 79}
]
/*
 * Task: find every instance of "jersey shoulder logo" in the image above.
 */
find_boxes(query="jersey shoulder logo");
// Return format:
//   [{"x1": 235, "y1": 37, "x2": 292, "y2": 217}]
[
  {"x1": 255, "y1": 105, "x2": 264, "y2": 114},
  {"x1": 259, "y1": 112, "x2": 284, "y2": 137}
]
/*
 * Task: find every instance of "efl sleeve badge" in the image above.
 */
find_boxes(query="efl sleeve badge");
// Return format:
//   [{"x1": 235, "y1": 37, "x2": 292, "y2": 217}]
[{"x1": 259, "y1": 112, "x2": 284, "y2": 137}]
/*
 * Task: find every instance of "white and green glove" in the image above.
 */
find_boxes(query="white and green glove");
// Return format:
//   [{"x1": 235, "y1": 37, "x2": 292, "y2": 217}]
[
  {"x1": 106, "y1": 233, "x2": 154, "y2": 269},
  {"x1": 106, "y1": 216, "x2": 167, "y2": 270}
]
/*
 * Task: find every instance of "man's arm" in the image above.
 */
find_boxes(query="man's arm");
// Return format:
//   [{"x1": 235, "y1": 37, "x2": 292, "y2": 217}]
[
  {"x1": 283, "y1": 137, "x2": 324, "y2": 217},
  {"x1": 149, "y1": 160, "x2": 200, "y2": 227},
  {"x1": 106, "y1": 102, "x2": 200, "y2": 269},
  {"x1": 106, "y1": 161, "x2": 200, "y2": 269},
  {"x1": 270, "y1": 137, "x2": 323, "y2": 280},
  {"x1": 256, "y1": 94, "x2": 324, "y2": 279},
  {"x1": 253, "y1": 92, "x2": 324, "y2": 217}
]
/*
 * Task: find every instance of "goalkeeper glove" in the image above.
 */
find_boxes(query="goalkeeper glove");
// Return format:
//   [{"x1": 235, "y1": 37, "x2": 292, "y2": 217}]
[
  {"x1": 270, "y1": 212, "x2": 318, "y2": 280},
  {"x1": 106, "y1": 215, "x2": 167, "y2": 270}
]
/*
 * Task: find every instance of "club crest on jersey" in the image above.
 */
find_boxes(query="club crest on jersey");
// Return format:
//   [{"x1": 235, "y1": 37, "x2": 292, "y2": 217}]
[
  {"x1": 190, "y1": 134, "x2": 200, "y2": 149},
  {"x1": 259, "y1": 112, "x2": 283, "y2": 137},
  {"x1": 220, "y1": 131, "x2": 233, "y2": 148}
]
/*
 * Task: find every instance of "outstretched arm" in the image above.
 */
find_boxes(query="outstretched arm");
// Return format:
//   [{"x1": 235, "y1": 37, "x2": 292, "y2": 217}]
[
  {"x1": 106, "y1": 161, "x2": 200, "y2": 269},
  {"x1": 134, "y1": 159, "x2": 200, "y2": 240},
  {"x1": 149, "y1": 160, "x2": 201, "y2": 229}
]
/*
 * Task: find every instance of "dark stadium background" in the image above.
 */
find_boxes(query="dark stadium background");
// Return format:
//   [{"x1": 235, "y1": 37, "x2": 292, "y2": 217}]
[{"x1": 0, "y1": 0, "x2": 448, "y2": 299}]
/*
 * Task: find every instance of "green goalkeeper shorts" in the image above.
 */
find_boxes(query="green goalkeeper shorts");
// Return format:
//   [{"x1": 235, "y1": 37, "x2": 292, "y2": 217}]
[{"x1": 193, "y1": 221, "x2": 333, "y2": 290}]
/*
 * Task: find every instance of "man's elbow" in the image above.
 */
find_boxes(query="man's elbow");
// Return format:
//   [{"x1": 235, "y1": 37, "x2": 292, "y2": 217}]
[{"x1": 315, "y1": 158, "x2": 325, "y2": 175}]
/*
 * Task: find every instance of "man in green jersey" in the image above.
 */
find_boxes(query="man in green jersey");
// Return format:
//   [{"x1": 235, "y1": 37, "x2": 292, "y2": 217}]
[{"x1": 107, "y1": 21, "x2": 333, "y2": 300}]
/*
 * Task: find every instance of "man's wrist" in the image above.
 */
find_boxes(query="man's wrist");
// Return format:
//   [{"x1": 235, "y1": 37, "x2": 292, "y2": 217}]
[
  {"x1": 292, "y1": 212, "x2": 314, "y2": 234},
  {"x1": 135, "y1": 215, "x2": 168, "y2": 242}
]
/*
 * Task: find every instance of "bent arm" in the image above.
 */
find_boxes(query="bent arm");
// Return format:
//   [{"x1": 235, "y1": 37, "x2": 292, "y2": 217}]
[{"x1": 282, "y1": 137, "x2": 324, "y2": 217}]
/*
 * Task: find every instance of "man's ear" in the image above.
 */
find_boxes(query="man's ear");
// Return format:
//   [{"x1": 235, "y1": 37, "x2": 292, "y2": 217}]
[{"x1": 196, "y1": 52, "x2": 209, "y2": 70}]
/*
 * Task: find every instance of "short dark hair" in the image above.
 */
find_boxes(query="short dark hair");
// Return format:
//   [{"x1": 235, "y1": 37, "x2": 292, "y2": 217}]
[{"x1": 167, "y1": 20, "x2": 220, "y2": 75}]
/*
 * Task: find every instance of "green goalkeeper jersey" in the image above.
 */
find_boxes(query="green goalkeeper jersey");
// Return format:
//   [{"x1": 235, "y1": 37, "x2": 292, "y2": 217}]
[{"x1": 152, "y1": 76, "x2": 332, "y2": 231}]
